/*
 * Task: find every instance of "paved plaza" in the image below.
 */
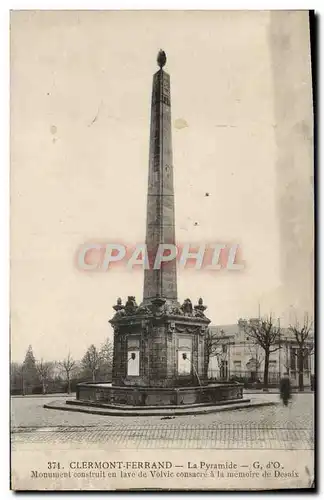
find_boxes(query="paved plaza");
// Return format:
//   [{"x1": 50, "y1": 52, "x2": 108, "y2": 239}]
[{"x1": 11, "y1": 393, "x2": 314, "y2": 451}]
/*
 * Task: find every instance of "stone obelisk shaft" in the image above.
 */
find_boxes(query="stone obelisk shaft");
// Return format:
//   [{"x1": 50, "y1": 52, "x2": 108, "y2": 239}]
[{"x1": 143, "y1": 67, "x2": 177, "y2": 303}]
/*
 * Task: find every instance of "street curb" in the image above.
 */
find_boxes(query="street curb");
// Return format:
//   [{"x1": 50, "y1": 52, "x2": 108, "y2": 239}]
[
  {"x1": 66, "y1": 397, "x2": 252, "y2": 411},
  {"x1": 44, "y1": 400, "x2": 278, "y2": 417},
  {"x1": 11, "y1": 394, "x2": 75, "y2": 399},
  {"x1": 244, "y1": 390, "x2": 313, "y2": 394}
]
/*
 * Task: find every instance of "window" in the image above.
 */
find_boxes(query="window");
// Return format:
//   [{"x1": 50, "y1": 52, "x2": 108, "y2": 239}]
[
  {"x1": 290, "y1": 347, "x2": 297, "y2": 371},
  {"x1": 290, "y1": 347, "x2": 310, "y2": 372},
  {"x1": 220, "y1": 360, "x2": 228, "y2": 380}
]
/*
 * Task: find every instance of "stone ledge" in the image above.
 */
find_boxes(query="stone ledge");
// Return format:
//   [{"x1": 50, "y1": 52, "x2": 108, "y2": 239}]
[
  {"x1": 67, "y1": 397, "x2": 250, "y2": 411},
  {"x1": 44, "y1": 399, "x2": 278, "y2": 417}
]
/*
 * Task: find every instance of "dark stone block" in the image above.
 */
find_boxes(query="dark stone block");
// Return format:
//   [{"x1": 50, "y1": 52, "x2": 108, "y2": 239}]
[{"x1": 76, "y1": 382, "x2": 244, "y2": 407}]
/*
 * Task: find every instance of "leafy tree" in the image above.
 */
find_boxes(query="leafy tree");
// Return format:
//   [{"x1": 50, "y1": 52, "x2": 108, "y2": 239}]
[
  {"x1": 289, "y1": 314, "x2": 314, "y2": 391},
  {"x1": 22, "y1": 345, "x2": 39, "y2": 394},
  {"x1": 244, "y1": 316, "x2": 281, "y2": 390}
]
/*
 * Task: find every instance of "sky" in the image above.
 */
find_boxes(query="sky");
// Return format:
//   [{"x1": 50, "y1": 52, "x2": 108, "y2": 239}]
[{"x1": 10, "y1": 11, "x2": 314, "y2": 362}]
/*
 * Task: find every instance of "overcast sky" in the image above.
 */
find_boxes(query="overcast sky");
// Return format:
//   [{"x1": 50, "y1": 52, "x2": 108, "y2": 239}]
[{"x1": 11, "y1": 11, "x2": 313, "y2": 362}]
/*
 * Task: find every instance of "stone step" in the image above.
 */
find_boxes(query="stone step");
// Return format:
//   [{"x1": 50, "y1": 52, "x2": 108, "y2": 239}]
[
  {"x1": 67, "y1": 398, "x2": 250, "y2": 411},
  {"x1": 44, "y1": 399, "x2": 277, "y2": 417}
]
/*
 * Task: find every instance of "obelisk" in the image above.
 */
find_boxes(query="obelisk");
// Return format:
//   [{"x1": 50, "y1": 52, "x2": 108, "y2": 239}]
[
  {"x1": 143, "y1": 50, "x2": 178, "y2": 304},
  {"x1": 75, "y1": 51, "x2": 246, "y2": 409},
  {"x1": 109, "y1": 51, "x2": 210, "y2": 392}
]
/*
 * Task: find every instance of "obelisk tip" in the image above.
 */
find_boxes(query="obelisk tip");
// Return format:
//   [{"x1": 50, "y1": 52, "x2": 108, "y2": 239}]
[{"x1": 157, "y1": 49, "x2": 167, "y2": 69}]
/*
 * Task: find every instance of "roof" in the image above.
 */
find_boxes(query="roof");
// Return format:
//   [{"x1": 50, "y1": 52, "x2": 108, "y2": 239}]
[
  {"x1": 209, "y1": 324, "x2": 238, "y2": 337},
  {"x1": 209, "y1": 322, "x2": 314, "y2": 343}
]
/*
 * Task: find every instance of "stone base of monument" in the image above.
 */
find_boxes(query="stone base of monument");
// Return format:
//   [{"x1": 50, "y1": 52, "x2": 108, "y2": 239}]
[
  {"x1": 43, "y1": 381, "x2": 280, "y2": 417},
  {"x1": 44, "y1": 396, "x2": 277, "y2": 417},
  {"x1": 71, "y1": 381, "x2": 248, "y2": 410}
]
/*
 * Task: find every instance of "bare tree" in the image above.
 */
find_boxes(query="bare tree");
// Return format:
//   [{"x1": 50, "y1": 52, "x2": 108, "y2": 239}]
[
  {"x1": 36, "y1": 359, "x2": 53, "y2": 394},
  {"x1": 246, "y1": 342, "x2": 264, "y2": 380},
  {"x1": 244, "y1": 316, "x2": 281, "y2": 390},
  {"x1": 82, "y1": 344, "x2": 101, "y2": 382},
  {"x1": 282, "y1": 339, "x2": 290, "y2": 374},
  {"x1": 289, "y1": 314, "x2": 314, "y2": 391},
  {"x1": 59, "y1": 352, "x2": 76, "y2": 394},
  {"x1": 204, "y1": 328, "x2": 224, "y2": 379}
]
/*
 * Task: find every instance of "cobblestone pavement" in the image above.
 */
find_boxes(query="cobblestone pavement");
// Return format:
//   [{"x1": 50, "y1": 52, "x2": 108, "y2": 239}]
[
  {"x1": 12, "y1": 424, "x2": 312, "y2": 450},
  {"x1": 11, "y1": 393, "x2": 314, "y2": 450}
]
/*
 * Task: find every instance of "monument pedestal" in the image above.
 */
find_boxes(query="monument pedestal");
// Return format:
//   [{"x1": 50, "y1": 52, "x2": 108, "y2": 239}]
[
  {"x1": 75, "y1": 296, "x2": 245, "y2": 409},
  {"x1": 110, "y1": 296, "x2": 210, "y2": 389},
  {"x1": 76, "y1": 382, "x2": 245, "y2": 407}
]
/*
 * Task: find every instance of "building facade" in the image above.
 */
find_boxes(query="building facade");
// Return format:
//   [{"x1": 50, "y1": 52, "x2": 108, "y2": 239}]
[{"x1": 208, "y1": 319, "x2": 314, "y2": 388}]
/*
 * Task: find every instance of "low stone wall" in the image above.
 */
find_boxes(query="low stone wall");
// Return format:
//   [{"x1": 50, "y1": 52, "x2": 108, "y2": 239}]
[{"x1": 76, "y1": 383, "x2": 243, "y2": 407}]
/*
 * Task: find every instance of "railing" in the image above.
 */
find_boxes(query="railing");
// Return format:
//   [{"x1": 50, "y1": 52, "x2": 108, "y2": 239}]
[{"x1": 208, "y1": 369, "x2": 313, "y2": 388}]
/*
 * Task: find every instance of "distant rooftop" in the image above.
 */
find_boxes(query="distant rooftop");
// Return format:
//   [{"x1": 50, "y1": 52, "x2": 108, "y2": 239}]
[{"x1": 209, "y1": 322, "x2": 314, "y2": 342}]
